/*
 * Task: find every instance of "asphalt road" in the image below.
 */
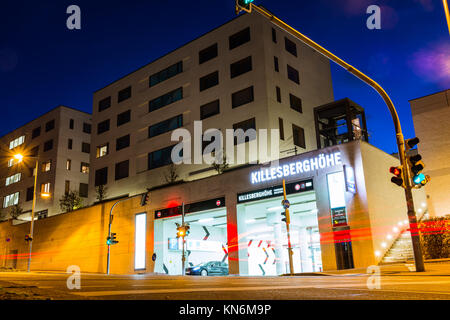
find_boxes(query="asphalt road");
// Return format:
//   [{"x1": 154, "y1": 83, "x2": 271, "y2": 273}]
[{"x1": 0, "y1": 271, "x2": 450, "y2": 300}]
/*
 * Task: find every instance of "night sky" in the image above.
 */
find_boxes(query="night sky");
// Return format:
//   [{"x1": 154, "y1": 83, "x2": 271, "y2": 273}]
[{"x1": 0, "y1": 0, "x2": 448, "y2": 154}]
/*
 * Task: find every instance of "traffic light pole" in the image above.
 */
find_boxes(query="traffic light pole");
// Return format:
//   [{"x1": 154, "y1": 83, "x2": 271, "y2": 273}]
[
  {"x1": 106, "y1": 197, "x2": 128, "y2": 275},
  {"x1": 246, "y1": 3, "x2": 425, "y2": 272},
  {"x1": 181, "y1": 202, "x2": 186, "y2": 276},
  {"x1": 282, "y1": 180, "x2": 294, "y2": 275}
]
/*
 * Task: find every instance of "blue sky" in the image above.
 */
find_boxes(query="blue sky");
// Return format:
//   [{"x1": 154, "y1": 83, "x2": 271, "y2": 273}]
[{"x1": 0, "y1": 0, "x2": 448, "y2": 154}]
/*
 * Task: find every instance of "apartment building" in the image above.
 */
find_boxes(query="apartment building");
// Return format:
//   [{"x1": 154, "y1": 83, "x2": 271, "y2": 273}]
[
  {"x1": 0, "y1": 106, "x2": 91, "y2": 221},
  {"x1": 410, "y1": 89, "x2": 450, "y2": 217},
  {"x1": 89, "y1": 12, "x2": 334, "y2": 204}
]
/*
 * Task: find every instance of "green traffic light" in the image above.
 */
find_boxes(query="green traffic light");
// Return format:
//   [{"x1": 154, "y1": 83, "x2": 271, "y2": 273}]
[{"x1": 413, "y1": 173, "x2": 426, "y2": 185}]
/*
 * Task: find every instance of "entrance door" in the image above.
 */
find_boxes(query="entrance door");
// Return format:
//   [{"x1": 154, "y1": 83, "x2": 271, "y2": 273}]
[{"x1": 334, "y1": 227, "x2": 354, "y2": 270}]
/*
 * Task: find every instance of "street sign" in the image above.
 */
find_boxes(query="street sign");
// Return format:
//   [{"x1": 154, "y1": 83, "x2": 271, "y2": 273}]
[{"x1": 282, "y1": 199, "x2": 290, "y2": 209}]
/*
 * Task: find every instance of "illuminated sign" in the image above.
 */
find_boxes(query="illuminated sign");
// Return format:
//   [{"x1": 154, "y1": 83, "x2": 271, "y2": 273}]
[
  {"x1": 237, "y1": 179, "x2": 313, "y2": 204},
  {"x1": 155, "y1": 197, "x2": 225, "y2": 219},
  {"x1": 250, "y1": 152, "x2": 342, "y2": 184}
]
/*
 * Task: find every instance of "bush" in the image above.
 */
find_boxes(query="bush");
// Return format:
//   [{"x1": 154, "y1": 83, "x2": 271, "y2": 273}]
[{"x1": 419, "y1": 215, "x2": 450, "y2": 259}]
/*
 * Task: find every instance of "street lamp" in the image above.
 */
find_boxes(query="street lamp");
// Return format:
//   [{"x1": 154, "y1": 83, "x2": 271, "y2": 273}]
[{"x1": 13, "y1": 153, "x2": 41, "y2": 272}]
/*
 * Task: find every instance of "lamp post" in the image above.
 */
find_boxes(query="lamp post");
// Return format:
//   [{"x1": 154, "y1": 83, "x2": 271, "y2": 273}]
[{"x1": 14, "y1": 154, "x2": 40, "y2": 272}]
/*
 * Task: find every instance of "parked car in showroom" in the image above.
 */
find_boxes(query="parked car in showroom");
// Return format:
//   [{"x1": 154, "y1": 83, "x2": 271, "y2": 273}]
[{"x1": 186, "y1": 261, "x2": 229, "y2": 276}]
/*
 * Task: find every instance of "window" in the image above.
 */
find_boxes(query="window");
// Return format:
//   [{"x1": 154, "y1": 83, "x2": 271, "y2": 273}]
[
  {"x1": 98, "y1": 96, "x2": 111, "y2": 112},
  {"x1": 233, "y1": 118, "x2": 256, "y2": 144},
  {"x1": 148, "y1": 145, "x2": 177, "y2": 170},
  {"x1": 80, "y1": 162, "x2": 89, "y2": 174},
  {"x1": 285, "y1": 37, "x2": 297, "y2": 57},
  {"x1": 83, "y1": 123, "x2": 91, "y2": 134},
  {"x1": 199, "y1": 71, "x2": 219, "y2": 91},
  {"x1": 26, "y1": 187, "x2": 34, "y2": 202},
  {"x1": 96, "y1": 143, "x2": 109, "y2": 158},
  {"x1": 229, "y1": 27, "x2": 250, "y2": 50},
  {"x1": 232, "y1": 86, "x2": 254, "y2": 108},
  {"x1": 9, "y1": 136, "x2": 25, "y2": 149},
  {"x1": 68, "y1": 139, "x2": 73, "y2": 150},
  {"x1": 287, "y1": 65, "x2": 300, "y2": 84},
  {"x1": 290, "y1": 94, "x2": 302, "y2": 113},
  {"x1": 95, "y1": 167, "x2": 108, "y2": 186},
  {"x1": 118, "y1": 86, "x2": 132, "y2": 103},
  {"x1": 79, "y1": 183, "x2": 88, "y2": 198},
  {"x1": 41, "y1": 182, "x2": 51, "y2": 195},
  {"x1": 3, "y1": 192, "x2": 19, "y2": 208},
  {"x1": 42, "y1": 160, "x2": 51, "y2": 172},
  {"x1": 32, "y1": 127, "x2": 41, "y2": 139},
  {"x1": 69, "y1": 119, "x2": 74, "y2": 129},
  {"x1": 5, "y1": 173, "x2": 21, "y2": 186},
  {"x1": 149, "y1": 115, "x2": 183, "y2": 138},
  {"x1": 272, "y1": 28, "x2": 277, "y2": 43},
  {"x1": 149, "y1": 61, "x2": 182, "y2": 87},
  {"x1": 149, "y1": 87, "x2": 183, "y2": 112},
  {"x1": 200, "y1": 100, "x2": 220, "y2": 120},
  {"x1": 45, "y1": 119, "x2": 55, "y2": 132},
  {"x1": 116, "y1": 134, "x2": 130, "y2": 151},
  {"x1": 115, "y1": 160, "x2": 129, "y2": 180},
  {"x1": 82, "y1": 142, "x2": 90, "y2": 154},
  {"x1": 117, "y1": 110, "x2": 131, "y2": 127},
  {"x1": 230, "y1": 56, "x2": 252, "y2": 79},
  {"x1": 65, "y1": 181, "x2": 70, "y2": 194},
  {"x1": 66, "y1": 159, "x2": 71, "y2": 171},
  {"x1": 279, "y1": 118, "x2": 285, "y2": 140},
  {"x1": 7, "y1": 158, "x2": 18, "y2": 167},
  {"x1": 274, "y1": 56, "x2": 279, "y2": 72},
  {"x1": 97, "y1": 119, "x2": 110, "y2": 134},
  {"x1": 199, "y1": 43, "x2": 218, "y2": 64},
  {"x1": 30, "y1": 146, "x2": 39, "y2": 157},
  {"x1": 43, "y1": 139, "x2": 53, "y2": 152},
  {"x1": 292, "y1": 124, "x2": 306, "y2": 149},
  {"x1": 276, "y1": 87, "x2": 281, "y2": 103}
]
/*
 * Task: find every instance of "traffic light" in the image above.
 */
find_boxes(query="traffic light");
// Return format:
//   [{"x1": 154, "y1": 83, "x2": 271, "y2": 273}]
[
  {"x1": 281, "y1": 211, "x2": 290, "y2": 225},
  {"x1": 25, "y1": 234, "x2": 32, "y2": 242},
  {"x1": 405, "y1": 137, "x2": 430, "y2": 188},
  {"x1": 140, "y1": 191, "x2": 150, "y2": 206},
  {"x1": 176, "y1": 224, "x2": 190, "y2": 238},
  {"x1": 107, "y1": 233, "x2": 119, "y2": 245},
  {"x1": 389, "y1": 166, "x2": 404, "y2": 187},
  {"x1": 236, "y1": 0, "x2": 254, "y2": 13}
]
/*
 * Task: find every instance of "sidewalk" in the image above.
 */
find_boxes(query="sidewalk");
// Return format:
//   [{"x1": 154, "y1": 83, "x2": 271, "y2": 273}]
[{"x1": 318, "y1": 260, "x2": 450, "y2": 277}]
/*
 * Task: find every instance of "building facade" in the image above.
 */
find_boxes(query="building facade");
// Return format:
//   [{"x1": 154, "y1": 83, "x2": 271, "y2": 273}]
[
  {"x1": 409, "y1": 89, "x2": 450, "y2": 217},
  {"x1": 0, "y1": 141, "x2": 427, "y2": 274},
  {"x1": 0, "y1": 106, "x2": 91, "y2": 221},
  {"x1": 88, "y1": 12, "x2": 334, "y2": 204}
]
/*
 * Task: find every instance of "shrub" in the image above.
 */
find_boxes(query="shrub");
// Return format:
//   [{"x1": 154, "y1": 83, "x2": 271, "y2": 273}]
[{"x1": 419, "y1": 215, "x2": 450, "y2": 259}]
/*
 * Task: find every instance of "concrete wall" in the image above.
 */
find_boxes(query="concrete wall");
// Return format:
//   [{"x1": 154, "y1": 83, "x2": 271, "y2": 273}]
[{"x1": 410, "y1": 89, "x2": 450, "y2": 217}]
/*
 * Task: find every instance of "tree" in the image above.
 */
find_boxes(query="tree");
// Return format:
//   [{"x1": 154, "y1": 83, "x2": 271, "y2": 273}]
[
  {"x1": 211, "y1": 154, "x2": 229, "y2": 174},
  {"x1": 9, "y1": 205, "x2": 23, "y2": 220},
  {"x1": 164, "y1": 163, "x2": 179, "y2": 183},
  {"x1": 59, "y1": 191, "x2": 83, "y2": 213},
  {"x1": 95, "y1": 185, "x2": 107, "y2": 202}
]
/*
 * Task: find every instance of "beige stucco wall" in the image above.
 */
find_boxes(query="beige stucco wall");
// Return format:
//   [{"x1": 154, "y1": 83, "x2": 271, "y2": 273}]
[{"x1": 410, "y1": 89, "x2": 450, "y2": 217}]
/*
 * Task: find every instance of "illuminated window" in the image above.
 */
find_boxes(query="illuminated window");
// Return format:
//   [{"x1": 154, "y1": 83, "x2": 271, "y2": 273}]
[
  {"x1": 3, "y1": 192, "x2": 19, "y2": 208},
  {"x1": 135, "y1": 213, "x2": 147, "y2": 270},
  {"x1": 9, "y1": 136, "x2": 25, "y2": 150},
  {"x1": 96, "y1": 144, "x2": 109, "y2": 158},
  {"x1": 42, "y1": 160, "x2": 51, "y2": 172},
  {"x1": 80, "y1": 162, "x2": 89, "y2": 174},
  {"x1": 5, "y1": 173, "x2": 21, "y2": 186},
  {"x1": 66, "y1": 159, "x2": 71, "y2": 171},
  {"x1": 7, "y1": 158, "x2": 18, "y2": 167},
  {"x1": 41, "y1": 182, "x2": 51, "y2": 195}
]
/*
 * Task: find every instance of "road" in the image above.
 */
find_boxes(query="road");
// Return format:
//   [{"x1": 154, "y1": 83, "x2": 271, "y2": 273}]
[{"x1": 0, "y1": 271, "x2": 450, "y2": 300}]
